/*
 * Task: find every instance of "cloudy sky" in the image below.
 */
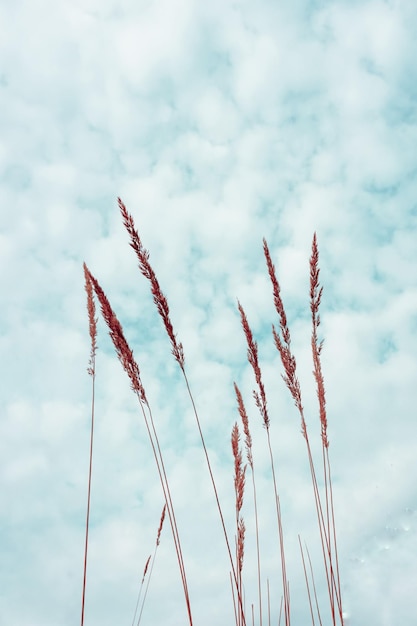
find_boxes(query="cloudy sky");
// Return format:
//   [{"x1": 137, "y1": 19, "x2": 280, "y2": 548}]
[{"x1": 1, "y1": 0, "x2": 416, "y2": 625}]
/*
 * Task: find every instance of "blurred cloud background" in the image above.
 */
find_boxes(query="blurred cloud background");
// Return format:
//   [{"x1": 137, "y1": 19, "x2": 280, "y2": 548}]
[{"x1": 0, "y1": 0, "x2": 416, "y2": 624}]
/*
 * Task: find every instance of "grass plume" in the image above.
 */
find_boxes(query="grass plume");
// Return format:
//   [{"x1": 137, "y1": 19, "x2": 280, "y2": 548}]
[
  {"x1": 81, "y1": 199, "x2": 346, "y2": 625},
  {"x1": 119, "y1": 197, "x2": 246, "y2": 622},
  {"x1": 234, "y1": 382, "x2": 263, "y2": 626},
  {"x1": 237, "y1": 300, "x2": 291, "y2": 626},
  {"x1": 82, "y1": 265, "x2": 192, "y2": 625},
  {"x1": 264, "y1": 236, "x2": 344, "y2": 624}
]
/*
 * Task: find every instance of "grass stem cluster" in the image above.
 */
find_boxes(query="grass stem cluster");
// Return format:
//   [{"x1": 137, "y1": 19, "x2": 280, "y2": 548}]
[{"x1": 81, "y1": 200, "x2": 345, "y2": 626}]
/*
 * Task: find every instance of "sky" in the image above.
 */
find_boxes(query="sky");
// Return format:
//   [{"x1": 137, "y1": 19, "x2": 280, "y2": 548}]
[{"x1": 1, "y1": 0, "x2": 416, "y2": 624}]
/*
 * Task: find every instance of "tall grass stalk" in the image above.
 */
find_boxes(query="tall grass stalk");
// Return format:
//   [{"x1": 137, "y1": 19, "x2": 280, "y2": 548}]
[
  {"x1": 118, "y1": 197, "x2": 246, "y2": 622},
  {"x1": 80, "y1": 265, "x2": 97, "y2": 626},
  {"x1": 234, "y1": 382, "x2": 263, "y2": 626},
  {"x1": 231, "y1": 422, "x2": 246, "y2": 626},
  {"x1": 264, "y1": 236, "x2": 344, "y2": 624},
  {"x1": 131, "y1": 554, "x2": 151, "y2": 626},
  {"x1": 82, "y1": 265, "x2": 193, "y2": 625},
  {"x1": 238, "y1": 301, "x2": 290, "y2": 625},
  {"x1": 131, "y1": 504, "x2": 166, "y2": 626}
]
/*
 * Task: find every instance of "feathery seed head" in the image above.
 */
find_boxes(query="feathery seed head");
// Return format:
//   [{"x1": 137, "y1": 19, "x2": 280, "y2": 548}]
[
  {"x1": 238, "y1": 301, "x2": 270, "y2": 430},
  {"x1": 118, "y1": 198, "x2": 185, "y2": 368},
  {"x1": 83, "y1": 262, "x2": 97, "y2": 376},
  {"x1": 234, "y1": 383, "x2": 253, "y2": 469},
  {"x1": 84, "y1": 265, "x2": 147, "y2": 404}
]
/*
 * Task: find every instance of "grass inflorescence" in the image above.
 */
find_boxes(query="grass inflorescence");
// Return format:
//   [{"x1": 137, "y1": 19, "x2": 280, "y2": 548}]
[{"x1": 81, "y1": 199, "x2": 346, "y2": 626}]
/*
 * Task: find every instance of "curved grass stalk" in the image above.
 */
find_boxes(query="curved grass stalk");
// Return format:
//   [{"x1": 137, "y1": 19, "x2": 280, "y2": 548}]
[
  {"x1": 264, "y1": 236, "x2": 344, "y2": 625},
  {"x1": 238, "y1": 301, "x2": 291, "y2": 626},
  {"x1": 119, "y1": 197, "x2": 247, "y2": 624},
  {"x1": 83, "y1": 265, "x2": 193, "y2": 625},
  {"x1": 80, "y1": 264, "x2": 98, "y2": 626},
  {"x1": 132, "y1": 504, "x2": 166, "y2": 626}
]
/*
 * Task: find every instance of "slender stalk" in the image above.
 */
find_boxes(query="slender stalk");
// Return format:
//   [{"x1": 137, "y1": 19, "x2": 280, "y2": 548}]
[
  {"x1": 266, "y1": 432, "x2": 289, "y2": 626},
  {"x1": 133, "y1": 504, "x2": 167, "y2": 626},
  {"x1": 119, "y1": 198, "x2": 246, "y2": 623},
  {"x1": 234, "y1": 383, "x2": 263, "y2": 626},
  {"x1": 238, "y1": 301, "x2": 290, "y2": 626},
  {"x1": 232, "y1": 422, "x2": 247, "y2": 626},
  {"x1": 306, "y1": 542, "x2": 323, "y2": 626},
  {"x1": 278, "y1": 596, "x2": 283, "y2": 626},
  {"x1": 131, "y1": 554, "x2": 151, "y2": 626},
  {"x1": 182, "y1": 369, "x2": 246, "y2": 624},
  {"x1": 298, "y1": 536, "x2": 315, "y2": 626},
  {"x1": 84, "y1": 266, "x2": 193, "y2": 625},
  {"x1": 80, "y1": 376, "x2": 95, "y2": 626},
  {"x1": 237, "y1": 518, "x2": 246, "y2": 626},
  {"x1": 310, "y1": 234, "x2": 343, "y2": 621},
  {"x1": 264, "y1": 236, "x2": 344, "y2": 625},
  {"x1": 231, "y1": 572, "x2": 238, "y2": 626},
  {"x1": 80, "y1": 264, "x2": 98, "y2": 626}
]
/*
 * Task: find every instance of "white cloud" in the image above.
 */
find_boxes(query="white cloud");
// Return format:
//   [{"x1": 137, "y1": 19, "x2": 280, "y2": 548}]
[{"x1": 1, "y1": 0, "x2": 416, "y2": 624}]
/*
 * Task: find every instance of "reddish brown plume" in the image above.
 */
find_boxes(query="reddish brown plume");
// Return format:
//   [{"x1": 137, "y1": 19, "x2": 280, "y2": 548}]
[
  {"x1": 237, "y1": 301, "x2": 270, "y2": 430},
  {"x1": 83, "y1": 264, "x2": 147, "y2": 405},
  {"x1": 118, "y1": 198, "x2": 185, "y2": 368},
  {"x1": 310, "y1": 233, "x2": 328, "y2": 448}
]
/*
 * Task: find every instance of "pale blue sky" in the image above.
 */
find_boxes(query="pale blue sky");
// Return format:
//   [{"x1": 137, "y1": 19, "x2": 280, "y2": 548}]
[{"x1": 0, "y1": 1, "x2": 416, "y2": 625}]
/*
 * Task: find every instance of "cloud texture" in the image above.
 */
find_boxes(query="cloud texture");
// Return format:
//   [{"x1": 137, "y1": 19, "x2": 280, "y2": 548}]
[{"x1": 1, "y1": 1, "x2": 416, "y2": 624}]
